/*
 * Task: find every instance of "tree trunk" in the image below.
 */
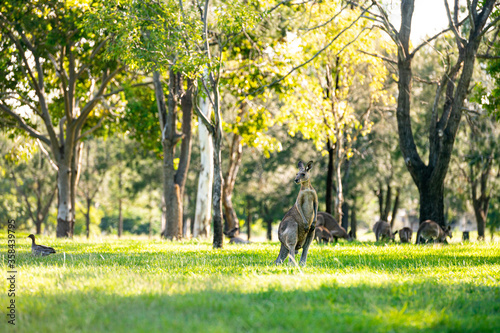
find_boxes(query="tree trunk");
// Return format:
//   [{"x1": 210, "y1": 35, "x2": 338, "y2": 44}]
[
  {"x1": 155, "y1": 70, "x2": 183, "y2": 240},
  {"x1": 267, "y1": 219, "x2": 272, "y2": 241},
  {"x1": 222, "y1": 133, "x2": 242, "y2": 233},
  {"x1": 56, "y1": 163, "x2": 73, "y2": 237},
  {"x1": 69, "y1": 142, "x2": 83, "y2": 235},
  {"x1": 335, "y1": 151, "x2": 344, "y2": 222},
  {"x1": 325, "y1": 140, "x2": 334, "y2": 214},
  {"x1": 350, "y1": 205, "x2": 357, "y2": 239},
  {"x1": 470, "y1": 154, "x2": 493, "y2": 241},
  {"x1": 391, "y1": 188, "x2": 400, "y2": 228},
  {"x1": 86, "y1": 197, "x2": 91, "y2": 239},
  {"x1": 175, "y1": 77, "x2": 194, "y2": 238},
  {"x1": 341, "y1": 202, "x2": 349, "y2": 231},
  {"x1": 246, "y1": 198, "x2": 252, "y2": 241},
  {"x1": 418, "y1": 175, "x2": 445, "y2": 225},
  {"x1": 118, "y1": 170, "x2": 123, "y2": 238},
  {"x1": 161, "y1": 193, "x2": 166, "y2": 234},
  {"x1": 383, "y1": 184, "x2": 392, "y2": 222},
  {"x1": 193, "y1": 91, "x2": 213, "y2": 238},
  {"x1": 212, "y1": 125, "x2": 224, "y2": 248},
  {"x1": 473, "y1": 199, "x2": 489, "y2": 241}
]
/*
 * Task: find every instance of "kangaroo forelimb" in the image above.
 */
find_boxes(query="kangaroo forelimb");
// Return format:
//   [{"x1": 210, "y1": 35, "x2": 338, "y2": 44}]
[{"x1": 295, "y1": 197, "x2": 309, "y2": 226}]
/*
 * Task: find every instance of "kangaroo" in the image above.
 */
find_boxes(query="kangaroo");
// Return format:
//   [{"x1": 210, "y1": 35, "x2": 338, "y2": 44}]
[
  {"x1": 317, "y1": 211, "x2": 351, "y2": 242},
  {"x1": 398, "y1": 227, "x2": 413, "y2": 243},
  {"x1": 373, "y1": 220, "x2": 396, "y2": 242},
  {"x1": 223, "y1": 228, "x2": 250, "y2": 244},
  {"x1": 275, "y1": 160, "x2": 318, "y2": 266},
  {"x1": 416, "y1": 220, "x2": 452, "y2": 244},
  {"x1": 315, "y1": 225, "x2": 333, "y2": 244}
]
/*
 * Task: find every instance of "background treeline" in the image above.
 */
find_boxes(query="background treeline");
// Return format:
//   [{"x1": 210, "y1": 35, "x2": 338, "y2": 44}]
[{"x1": 0, "y1": 0, "x2": 499, "y2": 243}]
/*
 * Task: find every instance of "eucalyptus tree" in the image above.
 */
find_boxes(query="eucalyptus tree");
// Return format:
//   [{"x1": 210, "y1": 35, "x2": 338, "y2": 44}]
[
  {"x1": 78, "y1": 138, "x2": 109, "y2": 238},
  {"x1": 456, "y1": 113, "x2": 499, "y2": 240},
  {"x1": 270, "y1": 1, "x2": 392, "y2": 222},
  {"x1": 4, "y1": 141, "x2": 57, "y2": 235},
  {"x1": 91, "y1": 0, "x2": 259, "y2": 247},
  {"x1": 0, "y1": 1, "x2": 125, "y2": 237},
  {"x1": 370, "y1": 0, "x2": 499, "y2": 227}
]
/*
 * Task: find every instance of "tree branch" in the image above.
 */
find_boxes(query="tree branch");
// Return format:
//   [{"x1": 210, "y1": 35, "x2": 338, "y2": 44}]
[
  {"x1": 444, "y1": 0, "x2": 466, "y2": 50},
  {"x1": 238, "y1": 4, "x2": 373, "y2": 107},
  {"x1": 76, "y1": 65, "x2": 126, "y2": 131},
  {"x1": 76, "y1": 117, "x2": 104, "y2": 142},
  {"x1": 357, "y1": 49, "x2": 397, "y2": 64},
  {"x1": 0, "y1": 104, "x2": 51, "y2": 145},
  {"x1": 302, "y1": 3, "x2": 350, "y2": 32},
  {"x1": 36, "y1": 139, "x2": 59, "y2": 171}
]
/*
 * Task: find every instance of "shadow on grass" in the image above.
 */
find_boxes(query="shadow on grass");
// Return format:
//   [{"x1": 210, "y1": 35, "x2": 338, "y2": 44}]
[{"x1": 16, "y1": 280, "x2": 500, "y2": 333}]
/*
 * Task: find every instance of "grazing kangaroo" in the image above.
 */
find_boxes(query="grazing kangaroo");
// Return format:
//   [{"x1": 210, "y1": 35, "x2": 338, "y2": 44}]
[
  {"x1": 224, "y1": 228, "x2": 250, "y2": 244},
  {"x1": 275, "y1": 160, "x2": 318, "y2": 266},
  {"x1": 317, "y1": 211, "x2": 351, "y2": 242},
  {"x1": 416, "y1": 220, "x2": 452, "y2": 244},
  {"x1": 398, "y1": 227, "x2": 413, "y2": 243},
  {"x1": 373, "y1": 220, "x2": 396, "y2": 242},
  {"x1": 315, "y1": 225, "x2": 333, "y2": 244}
]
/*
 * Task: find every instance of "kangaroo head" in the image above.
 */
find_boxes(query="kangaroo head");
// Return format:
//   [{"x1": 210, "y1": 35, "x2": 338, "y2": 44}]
[
  {"x1": 295, "y1": 160, "x2": 313, "y2": 184},
  {"x1": 223, "y1": 228, "x2": 239, "y2": 238},
  {"x1": 443, "y1": 225, "x2": 452, "y2": 239}
]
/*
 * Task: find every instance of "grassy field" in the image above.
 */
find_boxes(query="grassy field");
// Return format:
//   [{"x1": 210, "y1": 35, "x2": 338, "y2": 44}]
[{"x1": 1, "y1": 234, "x2": 500, "y2": 333}]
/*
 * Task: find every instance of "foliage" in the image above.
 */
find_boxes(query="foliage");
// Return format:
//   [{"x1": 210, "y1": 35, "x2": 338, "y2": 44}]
[
  {"x1": 0, "y1": 0, "x2": 123, "y2": 134},
  {"x1": 2, "y1": 235, "x2": 500, "y2": 332},
  {"x1": 271, "y1": 2, "x2": 393, "y2": 154}
]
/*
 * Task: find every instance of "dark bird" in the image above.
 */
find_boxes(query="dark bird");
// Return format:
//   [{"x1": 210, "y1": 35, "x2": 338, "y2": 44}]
[{"x1": 27, "y1": 234, "x2": 56, "y2": 256}]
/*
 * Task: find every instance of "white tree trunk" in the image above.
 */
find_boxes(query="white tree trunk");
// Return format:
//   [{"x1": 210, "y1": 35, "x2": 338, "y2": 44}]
[
  {"x1": 56, "y1": 163, "x2": 73, "y2": 237},
  {"x1": 160, "y1": 192, "x2": 166, "y2": 234},
  {"x1": 193, "y1": 94, "x2": 213, "y2": 238}
]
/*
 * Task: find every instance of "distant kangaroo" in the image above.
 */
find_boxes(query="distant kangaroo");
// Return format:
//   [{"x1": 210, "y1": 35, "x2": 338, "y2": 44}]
[
  {"x1": 316, "y1": 212, "x2": 351, "y2": 242},
  {"x1": 416, "y1": 220, "x2": 452, "y2": 244},
  {"x1": 224, "y1": 228, "x2": 250, "y2": 244},
  {"x1": 315, "y1": 225, "x2": 333, "y2": 244},
  {"x1": 275, "y1": 160, "x2": 318, "y2": 266},
  {"x1": 373, "y1": 220, "x2": 396, "y2": 242},
  {"x1": 398, "y1": 227, "x2": 413, "y2": 243}
]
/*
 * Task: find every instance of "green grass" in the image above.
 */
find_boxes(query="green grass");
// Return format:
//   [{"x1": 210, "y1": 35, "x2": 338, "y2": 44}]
[{"x1": 1, "y1": 234, "x2": 500, "y2": 333}]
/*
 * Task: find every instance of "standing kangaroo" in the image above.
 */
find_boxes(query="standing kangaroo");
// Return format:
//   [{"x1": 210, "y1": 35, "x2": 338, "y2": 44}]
[
  {"x1": 398, "y1": 227, "x2": 413, "y2": 243},
  {"x1": 275, "y1": 160, "x2": 318, "y2": 266},
  {"x1": 416, "y1": 220, "x2": 452, "y2": 244},
  {"x1": 373, "y1": 220, "x2": 396, "y2": 242}
]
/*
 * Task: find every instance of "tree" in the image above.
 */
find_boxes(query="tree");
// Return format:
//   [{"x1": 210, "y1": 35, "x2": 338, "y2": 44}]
[
  {"x1": 91, "y1": 0, "x2": 199, "y2": 239},
  {"x1": 6, "y1": 143, "x2": 57, "y2": 234},
  {"x1": 91, "y1": 0, "x2": 258, "y2": 247},
  {"x1": 372, "y1": 0, "x2": 499, "y2": 227},
  {"x1": 273, "y1": 1, "x2": 392, "y2": 223},
  {"x1": 78, "y1": 139, "x2": 108, "y2": 238},
  {"x1": 0, "y1": 1, "x2": 124, "y2": 237},
  {"x1": 458, "y1": 113, "x2": 499, "y2": 240},
  {"x1": 193, "y1": 91, "x2": 213, "y2": 238}
]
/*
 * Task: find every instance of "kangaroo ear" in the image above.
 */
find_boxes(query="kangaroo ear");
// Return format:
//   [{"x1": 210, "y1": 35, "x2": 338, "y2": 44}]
[
  {"x1": 297, "y1": 160, "x2": 305, "y2": 170},
  {"x1": 306, "y1": 160, "x2": 314, "y2": 171}
]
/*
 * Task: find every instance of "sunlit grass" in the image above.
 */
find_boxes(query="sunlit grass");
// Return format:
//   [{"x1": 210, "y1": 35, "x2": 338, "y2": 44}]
[{"x1": 1, "y1": 233, "x2": 499, "y2": 332}]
